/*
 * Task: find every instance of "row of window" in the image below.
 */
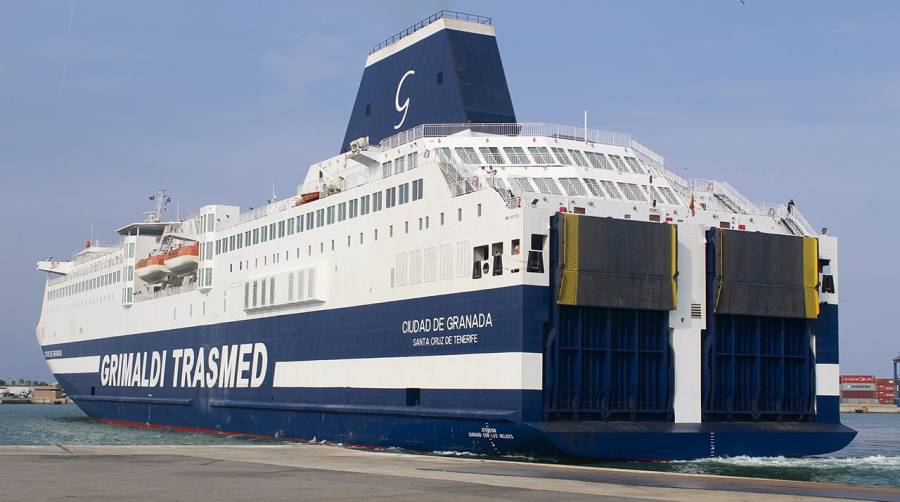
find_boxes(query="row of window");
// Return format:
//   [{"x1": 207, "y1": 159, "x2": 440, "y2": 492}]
[
  {"x1": 382, "y1": 152, "x2": 419, "y2": 177},
  {"x1": 436, "y1": 146, "x2": 647, "y2": 174},
  {"x1": 502, "y1": 176, "x2": 680, "y2": 205},
  {"x1": 48, "y1": 269, "x2": 123, "y2": 301},
  {"x1": 210, "y1": 179, "x2": 425, "y2": 257}
]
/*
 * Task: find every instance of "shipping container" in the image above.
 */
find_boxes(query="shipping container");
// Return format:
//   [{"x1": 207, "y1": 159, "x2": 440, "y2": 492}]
[
  {"x1": 841, "y1": 390, "x2": 876, "y2": 399},
  {"x1": 841, "y1": 383, "x2": 876, "y2": 391},
  {"x1": 841, "y1": 375, "x2": 876, "y2": 384}
]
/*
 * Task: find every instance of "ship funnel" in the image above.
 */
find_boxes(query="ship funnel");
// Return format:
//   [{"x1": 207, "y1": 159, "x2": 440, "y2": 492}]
[{"x1": 341, "y1": 11, "x2": 516, "y2": 153}]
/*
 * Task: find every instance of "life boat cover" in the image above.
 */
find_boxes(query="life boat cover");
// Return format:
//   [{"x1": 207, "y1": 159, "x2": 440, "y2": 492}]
[
  {"x1": 554, "y1": 213, "x2": 677, "y2": 310},
  {"x1": 708, "y1": 228, "x2": 819, "y2": 319}
]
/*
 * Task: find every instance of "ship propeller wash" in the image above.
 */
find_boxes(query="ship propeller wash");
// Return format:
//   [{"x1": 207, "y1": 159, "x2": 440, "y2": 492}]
[{"x1": 35, "y1": 11, "x2": 854, "y2": 460}]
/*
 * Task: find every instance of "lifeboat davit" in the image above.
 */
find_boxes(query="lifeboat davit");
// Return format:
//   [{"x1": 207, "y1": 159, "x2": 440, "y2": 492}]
[
  {"x1": 135, "y1": 255, "x2": 170, "y2": 283},
  {"x1": 164, "y1": 242, "x2": 199, "y2": 275}
]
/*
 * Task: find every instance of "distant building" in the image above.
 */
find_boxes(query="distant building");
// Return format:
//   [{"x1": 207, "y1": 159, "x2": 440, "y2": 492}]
[{"x1": 32, "y1": 386, "x2": 64, "y2": 403}]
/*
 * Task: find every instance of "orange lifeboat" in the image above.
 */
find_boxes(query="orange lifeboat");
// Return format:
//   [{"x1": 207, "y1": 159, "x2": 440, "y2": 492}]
[
  {"x1": 135, "y1": 255, "x2": 170, "y2": 283},
  {"x1": 164, "y1": 242, "x2": 200, "y2": 275},
  {"x1": 295, "y1": 191, "x2": 320, "y2": 206}
]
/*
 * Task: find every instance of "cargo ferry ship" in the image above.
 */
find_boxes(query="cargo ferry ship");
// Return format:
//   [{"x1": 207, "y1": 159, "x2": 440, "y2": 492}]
[{"x1": 35, "y1": 11, "x2": 855, "y2": 460}]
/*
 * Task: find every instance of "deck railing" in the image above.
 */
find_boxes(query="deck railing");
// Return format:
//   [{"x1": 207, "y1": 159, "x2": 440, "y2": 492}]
[{"x1": 369, "y1": 11, "x2": 491, "y2": 55}]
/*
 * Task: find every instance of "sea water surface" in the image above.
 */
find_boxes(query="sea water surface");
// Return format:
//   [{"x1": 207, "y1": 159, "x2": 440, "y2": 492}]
[{"x1": 1, "y1": 404, "x2": 897, "y2": 487}]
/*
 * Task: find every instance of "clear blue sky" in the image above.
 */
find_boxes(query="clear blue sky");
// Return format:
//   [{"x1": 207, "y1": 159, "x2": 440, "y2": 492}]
[{"x1": 1, "y1": 1, "x2": 897, "y2": 380}]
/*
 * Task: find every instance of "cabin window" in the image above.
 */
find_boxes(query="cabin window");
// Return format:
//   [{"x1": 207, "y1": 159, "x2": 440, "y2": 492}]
[
  {"x1": 306, "y1": 212, "x2": 314, "y2": 230},
  {"x1": 477, "y1": 203, "x2": 482, "y2": 217},
  {"x1": 372, "y1": 191, "x2": 383, "y2": 212},
  {"x1": 360, "y1": 195, "x2": 370, "y2": 215},
  {"x1": 316, "y1": 209, "x2": 325, "y2": 227},
  {"x1": 512, "y1": 239, "x2": 521, "y2": 255},
  {"x1": 509, "y1": 176, "x2": 536, "y2": 194},
  {"x1": 382, "y1": 160, "x2": 392, "y2": 178},
  {"x1": 559, "y1": 177, "x2": 588, "y2": 197},
  {"x1": 608, "y1": 154, "x2": 629, "y2": 172},
  {"x1": 296, "y1": 215, "x2": 303, "y2": 233},
  {"x1": 394, "y1": 155, "x2": 406, "y2": 173},
  {"x1": 386, "y1": 187, "x2": 397, "y2": 208},
  {"x1": 278, "y1": 220, "x2": 285, "y2": 238},
  {"x1": 349, "y1": 199, "x2": 358, "y2": 218},
  {"x1": 457, "y1": 208, "x2": 463, "y2": 222},
  {"x1": 327, "y1": 206, "x2": 335, "y2": 224},
  {"x1": 404, "y1": 221, "x2": 409, "y2": 234},
  {"x1": 399, "y1": 183, "x2": 410, "y2": 205},
  {"x1": 625, "y1": 156, "x2": 645, "y2": 174},
  {"x1": 338, "y1": 202, "x2": 347, "y2": 222},
  {"x1": 412, "y1": 179, "x2": 423, "y2": 201},
  {"x1": 407, "y1": 151, "x2": 418, "y2": 169}
]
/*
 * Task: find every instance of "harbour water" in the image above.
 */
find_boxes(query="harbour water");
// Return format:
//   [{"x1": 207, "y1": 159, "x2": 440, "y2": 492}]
[{"x1": 1, "y1": 404, "x2": 897, "y2": 488}]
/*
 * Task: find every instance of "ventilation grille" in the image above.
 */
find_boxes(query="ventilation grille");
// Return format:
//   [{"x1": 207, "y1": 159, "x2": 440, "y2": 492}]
[{"x1": 691, "y1": 303, "x2": 703, "y2": 319}]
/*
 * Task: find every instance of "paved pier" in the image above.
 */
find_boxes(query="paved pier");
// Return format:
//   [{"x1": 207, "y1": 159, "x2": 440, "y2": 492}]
[{"x1": 1, "y1": 444, "x2": 898, "y2": 501}]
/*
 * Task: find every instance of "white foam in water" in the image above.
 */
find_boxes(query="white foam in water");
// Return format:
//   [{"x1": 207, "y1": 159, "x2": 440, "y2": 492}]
[{"x1": 678, "y1": 455, "x2": 900, "y2": 469}]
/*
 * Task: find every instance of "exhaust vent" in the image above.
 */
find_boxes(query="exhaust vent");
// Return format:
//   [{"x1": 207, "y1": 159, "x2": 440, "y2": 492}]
[{"x1": 691, "y1": 303, "x2": 702, "y2": 319}]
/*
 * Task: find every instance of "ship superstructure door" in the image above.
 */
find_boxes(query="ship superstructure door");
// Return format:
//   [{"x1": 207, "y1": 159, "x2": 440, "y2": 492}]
[
  {"x1": 543, "y1": 214, "x2": 677, "y2": 421},
  {"x1": 702, "y1": 228, "x2": 819, "y2": 421}
]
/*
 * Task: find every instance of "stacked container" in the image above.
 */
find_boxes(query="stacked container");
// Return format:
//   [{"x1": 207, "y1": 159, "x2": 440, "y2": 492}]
[
  {"x1": 840, "y1": 375, "x2": 877, "y2": 405},
  {"x1": 876, "y1": 378, "x2": 896, "y2": 405}
]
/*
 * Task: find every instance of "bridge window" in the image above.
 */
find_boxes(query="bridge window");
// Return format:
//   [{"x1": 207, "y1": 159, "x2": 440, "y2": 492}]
[
  {"x1": 624, "y1": 156, "x2": 645, "y2": 174},
  {"x1": 533, "y1": 177, "x2": 562, "y2": 195},
  {"x1": 585, "y1": 151, "x2": 613, "y2": 170},
  {"x1": 478, "y1": 146, "x2": 505, "y2": 164},
  {"x1": 558, "y1": 177, "x2": 587, "y2": 196},
  {"x1": 550, "y1": 147, "x2": 571, "y2": 165},
  {"x1": 503, "y1": 146, "x2": 531, "y2": 164},
  {"x1": 582, "y1": 178, "x2": 605, "y2": 197},
  {"x1": 599, "y1": 180, "x2": 622, "y2": 199},
  {"x1": 454, "y1": 147, "x2": 481, "y2": 165},
  {"x1": 528, "y1": 146, "x2": 554, "y2": 164},
  {"x1": 567, "y1": 150, "x2": 589, "y2": 167},
  {"x1": 509, "y1": 176, "x2": 536, "y2": 194},
  {"x1": 608, "y1": 154, "x2": 629, "y2": 172}
]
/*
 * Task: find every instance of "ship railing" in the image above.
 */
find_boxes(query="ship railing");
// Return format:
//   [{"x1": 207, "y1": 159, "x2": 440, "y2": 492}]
[
  {"x1": 757, "y1": 203, "x2": 817, "y2": 236},
  {"x1": 234, "y1": 196, "x2": 299, "y2": 228},
  {"x1": 369, "y1": 10, "x2": 491, "y2": 55},
  {"x1": 133, "y1": 280, "x2": 198, "y2": 303},
  {"x1": 378, "y1": 123, "x2": 665, "y2": 168},
  {"x1": 689, "y1": 178, "x2": 758, "y2": 215}
]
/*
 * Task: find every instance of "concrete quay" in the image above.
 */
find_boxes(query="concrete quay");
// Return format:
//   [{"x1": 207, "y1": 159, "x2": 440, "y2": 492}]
[{"x1": 1, "y1": 444, "x2": 898, "y2": 501}]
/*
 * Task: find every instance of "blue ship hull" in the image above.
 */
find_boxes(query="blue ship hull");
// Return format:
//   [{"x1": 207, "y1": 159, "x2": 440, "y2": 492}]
[{"x1": 44, "y1": 285, "x2": 855, "y2": 461}]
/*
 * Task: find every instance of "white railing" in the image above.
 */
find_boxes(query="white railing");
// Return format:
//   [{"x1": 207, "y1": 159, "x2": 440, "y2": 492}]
[
  {"x1": 378, "y1": 123, "x2": 665, "y2": 167},
  {"x1": 757, "y1": 203, "x2": 816, "y2": 236}
]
